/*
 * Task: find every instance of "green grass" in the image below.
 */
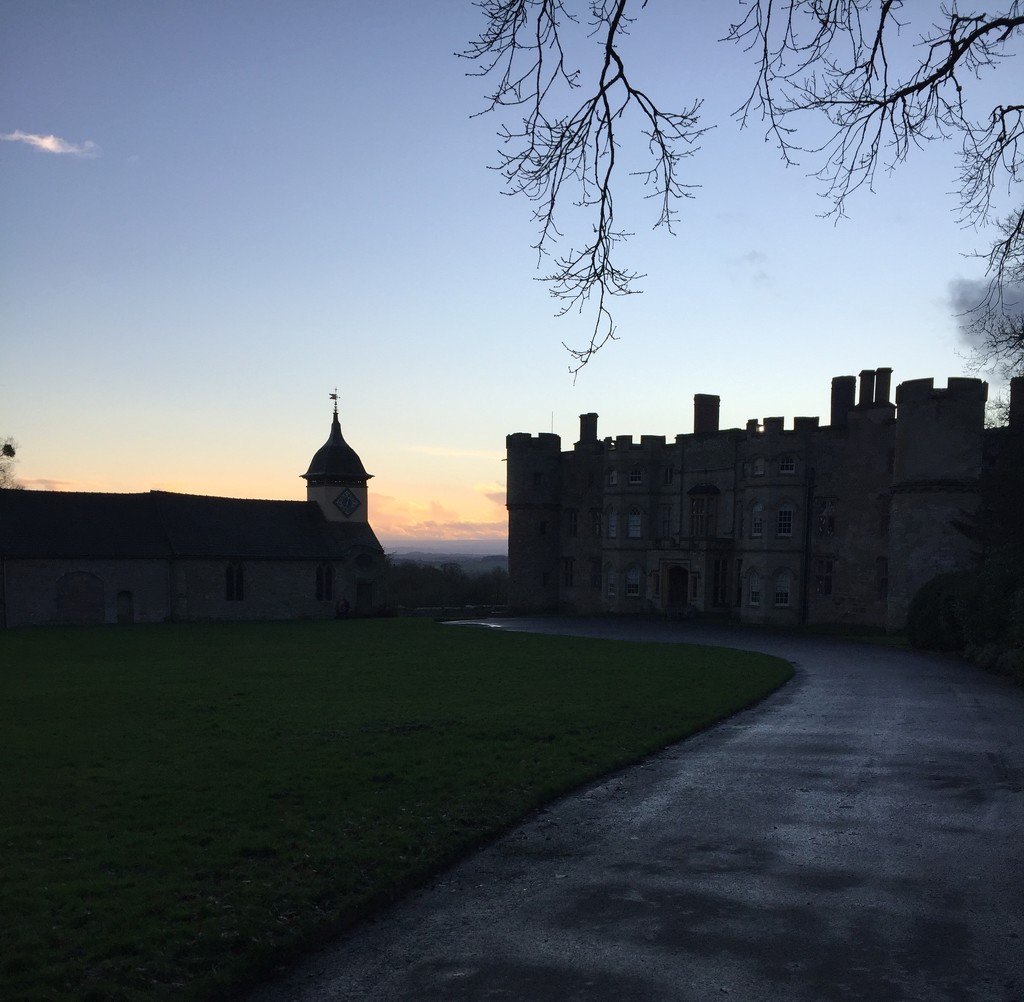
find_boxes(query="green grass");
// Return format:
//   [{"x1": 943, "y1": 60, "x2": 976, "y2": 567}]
[{"x1": 0, "y1": 618, "x2": 792, "y2": 1001}]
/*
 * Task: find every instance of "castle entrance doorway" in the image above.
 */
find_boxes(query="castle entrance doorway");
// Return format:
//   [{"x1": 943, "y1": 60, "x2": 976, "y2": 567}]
[{"x1": 666, "y1": 566, "x2": 689, "y2": 614}]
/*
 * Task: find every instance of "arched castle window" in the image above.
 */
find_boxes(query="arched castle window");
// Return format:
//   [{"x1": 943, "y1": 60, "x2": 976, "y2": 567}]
[
  {"x1": 225, "y1": 562, "x2": 244, "y2": 601},
  {"x1": 752, "y1": 457, "x2": 765, "y2": 477},
  {"x1": 627, "y1": 507, "x2": 642, "y2": 538},
  {"x1": 751, "y1": 503, "x2": 764, "y2": 538},
  {"x1": 747, "y1": 571, "x2": 761, "y2": 607},
  {"x1": 774, "y1": 571, "x2": 792, "y2": 607},
  {"x1": 625, "y1": 566, "x2": 641, "y2": 597},
  {"x1": 606, "y1": 568, "x2": 617, "y2": 598},
  {"x1": 607, "y1": 510, "x2": 618, "y2": 538},
  {"x1": 776, "y1": 503, "x2": 794, "y2": 538}
]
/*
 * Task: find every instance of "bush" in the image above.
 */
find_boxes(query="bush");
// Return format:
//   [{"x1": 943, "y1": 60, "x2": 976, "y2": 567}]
[{"x1": 907, "y1": 572, "x2": 967, "y2": 650}]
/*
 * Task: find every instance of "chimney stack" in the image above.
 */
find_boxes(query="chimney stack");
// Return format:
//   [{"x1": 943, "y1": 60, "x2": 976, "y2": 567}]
[
  {"x1": 874, "y1": 367, "x2": 893, "y2": 405},
  {"x1": 859, "y1": 369, "x2": 876, "y2": 407},
  {"x1": 693, "y1": 394, "x2": 720, "y2": 435},
  {"x1": 578, "y1": 412, "x2": 598, "y2": 444},
  {"x1": 830, "y1": 375, "x2": 856, "y2": 428}
]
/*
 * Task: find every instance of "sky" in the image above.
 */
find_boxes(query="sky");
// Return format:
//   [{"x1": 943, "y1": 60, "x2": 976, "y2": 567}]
[{"x1": 1, "y1": 2, "x2": 1013, "y2": 552}]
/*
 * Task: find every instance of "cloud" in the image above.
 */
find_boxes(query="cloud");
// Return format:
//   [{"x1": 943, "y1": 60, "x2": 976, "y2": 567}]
[
  {"x1": 371, "y1": 493, "x2": 506, "y2": 542},
  {"x1": 18, "y1": 477, "x2": 79, "y2": 491},
  {"x1": 948, "y1": 277, "x2": 990, "y2": 316},
  {"x1": 730, "y1": 249, "x2": 770, "y2": 284},
  {"x1": 948, "y1": 276, "x2": 1024, "y2": 352},
  {"x1": 1, "y1": 130, "x2": 100, "y2": 157}
]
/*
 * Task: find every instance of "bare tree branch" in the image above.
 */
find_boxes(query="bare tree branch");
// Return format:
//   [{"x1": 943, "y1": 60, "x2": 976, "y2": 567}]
[
  {"x1": 462, "y1": 0, "x2": 707, "y2": 373},
  {"x1": 727, "y1": 1, "x2": 1023, "y2": 367},
  {"x1": 464, "y1": 2, "x2": 1023, "y2": 376}
]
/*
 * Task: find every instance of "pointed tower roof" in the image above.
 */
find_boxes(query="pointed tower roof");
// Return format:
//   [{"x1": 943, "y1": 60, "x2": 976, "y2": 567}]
[{"x1": 302, "y1": 403, "x2": 372, "y2": 485}]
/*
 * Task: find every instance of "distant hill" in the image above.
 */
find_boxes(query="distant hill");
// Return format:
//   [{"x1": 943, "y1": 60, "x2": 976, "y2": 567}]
[
  {"x1": 384, "y1": 539, "x2": 507, "y2": 557},
  {"x1": 387, "y1": 550, "x2": 508, "y2": 575}
]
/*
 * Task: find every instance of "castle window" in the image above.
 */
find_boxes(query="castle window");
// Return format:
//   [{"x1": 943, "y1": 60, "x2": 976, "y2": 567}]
[
  {"x1": 816, "y1": 499, "x2": 836, "y2": 536},
  {"x1": 567, "y1": 509, "x2": 578, "y2": 537},
  {"x1": 662, "y1": 467, "x2": 674, "y2": 485},
  {"x1": 225, "y1": 562, "x2": 244, "y2": 601},
  {"x1": 315, "y1": 563, "x2": 334, "y2": 601},
  {"x1": 777, "y1": 504, "x2": 794, "y2": 537},
  {"x1": 629, "y1": 467, "x2": 643, "y2": 485},
  {"x1": 712, "y1": 557, "x2": 729, "y2": 606},
  {"x1": 652, "y1": 571, "x2": 661, "y2": 598},
  {"x1": 607, "y1": 469, "x2": 618, "y2": 486},
  {"x1": 779, "y1": 454, "x2": 796, "y2": 474},
  {"x1": 691, "y1": 497, "x2": 706, "y2": 536},
  {"x1": 590, "y1": 509, "x2": 602, "y2": 537},
  {"x1": 607, "y1": 511, "x2": 618, "y2": 538},
  {"x1": 774, "y1": 571, "x2": 792, "y2": 607},
  {"x1": 660, "y1": 505, "x2": 672, "y2": 537},
  {"x1": 753, "y1": 457, "x2": 765, "y2": 477},
  {"x1": 751, "y1": 503, "x2": 764, "y2": 538},
  {"x1": 625, "y1": 567, "x2": 641, "y2": 597},
  {"x1": 814, "y1": 558, "x2": 834, "y2": 595},
  {"x1": 627, "y1": 507, "x2": 642, "y2": 538},
  {"x1": 606, "y1": 572, "x2": 617, "y2": 598},
  {"x1": 748, "y1": 572, "x2": 761, "y2": 606},
  {"x1": 562, "y1": 558, "x2": 575, "y2": 588}
]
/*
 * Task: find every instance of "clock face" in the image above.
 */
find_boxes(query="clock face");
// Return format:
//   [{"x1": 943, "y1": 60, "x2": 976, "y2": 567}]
[{"x1": 333, "y1": 488, "x2": 361, "y2": 518}]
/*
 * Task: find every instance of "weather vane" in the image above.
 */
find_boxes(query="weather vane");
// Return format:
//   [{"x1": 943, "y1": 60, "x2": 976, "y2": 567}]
[{"x1": 329, "y1": 387, "x2": 338, "y2": 415}]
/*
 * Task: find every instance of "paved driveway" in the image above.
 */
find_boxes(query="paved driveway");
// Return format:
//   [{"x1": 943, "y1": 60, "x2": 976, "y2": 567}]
[{"x1": 247, "y1": 619, "x2": 1023, "y2": 1002}]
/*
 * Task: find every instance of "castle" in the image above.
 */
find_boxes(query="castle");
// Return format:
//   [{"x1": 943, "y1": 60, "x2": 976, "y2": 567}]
[
  {"x1": 0, "y1": 403, "x2": 384, "y2": 627},
  {"x1": 506, "y1": 369, "x2": 1023, "y2": 630}
]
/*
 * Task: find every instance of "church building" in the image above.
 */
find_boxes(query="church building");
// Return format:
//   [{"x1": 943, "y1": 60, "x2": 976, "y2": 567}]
[{"x1": 0, "y1": 402, "x2": 384, "y2": 627}]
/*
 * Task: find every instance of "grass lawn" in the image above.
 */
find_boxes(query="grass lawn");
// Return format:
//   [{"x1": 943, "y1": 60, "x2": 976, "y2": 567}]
[{"x1": 0, "y1": 618, "x2": 792, "y2": 1001}]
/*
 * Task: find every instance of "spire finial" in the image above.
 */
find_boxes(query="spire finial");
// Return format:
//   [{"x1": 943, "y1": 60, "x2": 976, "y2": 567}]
[{"x1": 329, "y1": 388, "x2": 338, "y2": 416}]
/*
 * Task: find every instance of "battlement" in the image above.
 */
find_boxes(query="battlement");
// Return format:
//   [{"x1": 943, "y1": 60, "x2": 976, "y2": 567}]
[
  {"x1": 895, "y1": 377, "x2": 988, "y2": 406},
  {"x1": 506, "y1": 432, "x2": 561, "y2": 451}
]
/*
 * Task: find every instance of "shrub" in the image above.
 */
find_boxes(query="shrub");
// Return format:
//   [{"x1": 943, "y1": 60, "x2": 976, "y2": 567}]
[{"x1": 907, "y1": 572, "x2": 967, "y2": 650}]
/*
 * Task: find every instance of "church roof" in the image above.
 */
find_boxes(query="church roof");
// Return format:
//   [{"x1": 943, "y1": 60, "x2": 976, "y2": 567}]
[
  {"x1": 0, "y1": 489, "x2": 381, "y2": 560},
  {"x1": 302, "y1": 411, "x2": 371, "y2": 484}
]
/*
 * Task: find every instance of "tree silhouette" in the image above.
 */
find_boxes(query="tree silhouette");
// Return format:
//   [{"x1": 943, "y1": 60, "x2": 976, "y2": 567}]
[
  {"x1": 464, "y1": 1, "x2": 1023, "y2": 374},
  {"x1": 0, "y1": 438, "x2": 21, "y2": 490}
]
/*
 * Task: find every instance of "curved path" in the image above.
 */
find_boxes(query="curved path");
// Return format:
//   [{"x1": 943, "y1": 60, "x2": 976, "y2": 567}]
[{"x1": 247, "y1": 619, "x2": 1023, "y2": 1002}]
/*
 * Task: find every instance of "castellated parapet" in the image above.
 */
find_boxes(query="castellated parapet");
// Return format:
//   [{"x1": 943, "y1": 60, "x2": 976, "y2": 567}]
[{"x1": 506, "y1": 369, "x2": 1012, "y2": 629}]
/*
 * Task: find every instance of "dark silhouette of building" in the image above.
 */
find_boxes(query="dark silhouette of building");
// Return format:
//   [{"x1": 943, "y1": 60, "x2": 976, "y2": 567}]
[
  {"x1": 506, "y1": 369, "x2": 1023, "y2": 630},
  {"x1": 0, "y1": 404, "x2": 383, "y2": 627}
]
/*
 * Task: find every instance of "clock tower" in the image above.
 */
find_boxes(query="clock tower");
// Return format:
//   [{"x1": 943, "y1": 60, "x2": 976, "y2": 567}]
[{"x1": 302, "y1": 396, "x2": 372, "y2": 523}]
